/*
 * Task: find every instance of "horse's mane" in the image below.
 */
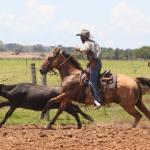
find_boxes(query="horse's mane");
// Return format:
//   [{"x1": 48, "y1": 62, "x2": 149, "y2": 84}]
[{"x1": 62, "y1": 50, "x2": 83, "y2": 70}]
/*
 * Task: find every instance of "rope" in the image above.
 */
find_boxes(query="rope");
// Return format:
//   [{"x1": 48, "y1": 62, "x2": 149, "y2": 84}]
[{"x1": 58, "y1": 49, "x2": 77, "y2": 68}]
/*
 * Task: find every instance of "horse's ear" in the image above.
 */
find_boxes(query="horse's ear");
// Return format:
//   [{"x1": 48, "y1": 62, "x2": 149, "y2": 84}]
[{"x1": 53, "y1": 48, "x2": 61, "y2": 56}]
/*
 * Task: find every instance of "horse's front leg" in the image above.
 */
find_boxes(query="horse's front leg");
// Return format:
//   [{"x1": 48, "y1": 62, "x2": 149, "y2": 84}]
[
  {"x1": 40, "y1": 93, "x2": 66, "y2": 119},
  {"x1": 0, "y1": 107, "x2": 16, "y2": 128}
]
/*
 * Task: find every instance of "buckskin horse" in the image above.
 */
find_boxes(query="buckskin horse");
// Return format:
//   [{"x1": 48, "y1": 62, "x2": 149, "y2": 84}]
[
  {"x1": 0, "y1": 83, "x2": 93, "y2": 128},
  {"x1": 40, "y1": 48, "x2": 150, "y2": 129}
]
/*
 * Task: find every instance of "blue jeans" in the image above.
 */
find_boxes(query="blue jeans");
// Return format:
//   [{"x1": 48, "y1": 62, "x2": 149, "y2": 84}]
[{"x1": 89, "y1": 59, "x2": 102, "y2": 103}]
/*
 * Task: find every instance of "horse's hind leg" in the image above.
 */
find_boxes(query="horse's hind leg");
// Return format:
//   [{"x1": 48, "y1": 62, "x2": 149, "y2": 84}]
[
  {"x1": 121, "y1": 105, "x2": 142, "y2": 128},
  {"x1": 136, "y1": 99, "x2": 150, "y2": 120},
  {"x1": 46, "y1": 101, "x2": 67, "y2": 129},
  {"x1": 66, "y1": 111, "x2": 82, "y2": 129},
  {"x1": 69, "y1": 104, "x2": 94, "y2": 122},
  {"x1": 0, "y1": 107, "x2": 16, "y2": 127},
  {"x1": 65, "y1": 105, "x2": 82, "y2": 129}
]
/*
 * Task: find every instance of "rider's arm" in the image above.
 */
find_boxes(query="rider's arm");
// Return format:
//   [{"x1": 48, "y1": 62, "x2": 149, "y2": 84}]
[
  {"x1": 77, "y1": 42, "x2": 90, "y2": 54},
  {"x1": 95, "y1": 43, "x2": 102, "y2": 58},
  {"x1": 76, "y1": 48, "x2": 81, "y2": 52},
  {"x1": 76, "y1": 48, "x2": 87, "y2": 54}
]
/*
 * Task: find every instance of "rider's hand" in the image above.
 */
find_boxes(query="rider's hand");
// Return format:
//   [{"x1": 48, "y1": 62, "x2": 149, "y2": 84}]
[{"x1": 75, "y1": 48, "x2": 80, "y2": 52}]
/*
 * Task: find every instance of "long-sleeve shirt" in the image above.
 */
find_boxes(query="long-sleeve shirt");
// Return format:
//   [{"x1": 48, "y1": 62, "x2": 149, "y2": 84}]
[{"x1": 80, "y1": 40, "x2": 101, "y2": 62}]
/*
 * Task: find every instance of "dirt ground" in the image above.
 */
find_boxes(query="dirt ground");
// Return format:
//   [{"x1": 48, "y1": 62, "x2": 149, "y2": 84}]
[
  {"x1": 0, "y1": 52, "x2": 44, "y2": 59},
  {"x1": 0, "y1": 124, "x2": 150, "y2": 150}
]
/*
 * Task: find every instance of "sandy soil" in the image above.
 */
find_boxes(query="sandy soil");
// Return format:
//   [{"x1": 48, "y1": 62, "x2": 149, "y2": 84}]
[
  {"x1": 0, "y1": 124, "x2": 150, "y2": 150},
  {"x1": 0, "y1": 52, "x2": 45, "y2": 59}
]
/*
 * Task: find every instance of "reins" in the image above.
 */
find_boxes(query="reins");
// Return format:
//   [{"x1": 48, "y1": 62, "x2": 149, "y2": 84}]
[
  {"x1": 57, "y1": 49, "x2": 77, "y2": 68},
  {"x1": 57, "y1": 49, "x2": 87, "y2": 69},
  {"x1": 46, "y1": 48, "x2": 86, "y2": 78}
]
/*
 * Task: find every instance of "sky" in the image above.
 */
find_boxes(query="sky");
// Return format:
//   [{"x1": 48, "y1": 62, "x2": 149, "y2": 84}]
[{"x1": 0, "y1": 0, "x2": 150, "y2": 49}]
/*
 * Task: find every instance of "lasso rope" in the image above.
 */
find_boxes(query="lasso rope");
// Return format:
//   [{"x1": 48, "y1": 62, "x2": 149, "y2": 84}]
[{"x1": 58, "y1": 49, "x2": 77, "y2": 68}]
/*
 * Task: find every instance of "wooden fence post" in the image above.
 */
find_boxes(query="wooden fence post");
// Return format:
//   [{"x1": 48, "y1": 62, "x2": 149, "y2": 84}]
[
  {"x1": 41, "y1": 74, "x2": 50, "y2": 121},
  {"x1": 31, "y1": 63, "x2": 37, "y2": 84}
]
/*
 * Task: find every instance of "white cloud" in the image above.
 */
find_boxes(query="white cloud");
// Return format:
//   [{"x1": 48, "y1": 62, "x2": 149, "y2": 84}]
[
  {"x1": 25, "y1": 0, "x2": 38, "y2": 7},
  {"x1": 0, "y1": 14, "x2": 15, "y2": 25},
  {"x1": 25, "y1": 0, "x2": 56, "y2": 23},
  {"x1": 25, "y1": 0, "x2": 37, "y2": 8},
  {"x1": 112, "y1": 0, "x2": 150, "y2": 34},
  {"x1": 55, "y1": 20, "x2": 102, "y2": 45},
  {"x1": 0, "y1": 0, "x2": 57, "y2": 33},
  {"x1": 56, "y1": 21, "x2": 96, "y2": 35}
]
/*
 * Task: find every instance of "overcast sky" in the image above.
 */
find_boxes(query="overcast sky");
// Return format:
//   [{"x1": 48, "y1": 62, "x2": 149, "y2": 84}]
[{"x1": 0, "y1": 0, "x2": 150, "y2": 49}]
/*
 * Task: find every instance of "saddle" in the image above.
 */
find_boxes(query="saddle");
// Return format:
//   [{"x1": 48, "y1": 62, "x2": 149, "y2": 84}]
[{"x1": 80, "y1": 69, "x2": 117, "y2": 90}]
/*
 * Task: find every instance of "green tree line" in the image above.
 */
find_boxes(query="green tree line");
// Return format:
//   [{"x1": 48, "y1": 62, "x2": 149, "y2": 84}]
[{"x1": 0, "y1": 40, "x2": 150, "y2": 60}]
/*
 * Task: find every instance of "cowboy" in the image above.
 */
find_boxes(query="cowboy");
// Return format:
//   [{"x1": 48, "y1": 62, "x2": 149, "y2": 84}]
[{"x1": 76, "y1": 29, "x2": 103, "y2": 109}]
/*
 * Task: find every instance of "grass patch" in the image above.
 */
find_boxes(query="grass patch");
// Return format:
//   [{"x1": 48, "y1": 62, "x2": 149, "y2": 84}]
[{"x1": 0, "y1": 102, "x2": 150, "y2": 126}]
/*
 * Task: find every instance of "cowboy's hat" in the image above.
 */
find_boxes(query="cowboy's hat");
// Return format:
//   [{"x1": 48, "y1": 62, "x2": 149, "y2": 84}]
[{"x1": 76, "y1": 29, "x2": 91, "y2": 39}]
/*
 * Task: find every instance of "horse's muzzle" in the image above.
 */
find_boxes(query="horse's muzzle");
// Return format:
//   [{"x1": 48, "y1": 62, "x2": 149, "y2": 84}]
[{"x1": 39, "y1": 69, "x2": 47, "y2": 75}]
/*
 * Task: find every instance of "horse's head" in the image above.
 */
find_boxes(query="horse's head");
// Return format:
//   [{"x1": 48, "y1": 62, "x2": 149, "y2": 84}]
[
  {"x1": 40, "y1": 48, "x2": 63, "y2": 74},
  {"x1": 40, "y1": 47, "x2": 82, "y2": 75}
]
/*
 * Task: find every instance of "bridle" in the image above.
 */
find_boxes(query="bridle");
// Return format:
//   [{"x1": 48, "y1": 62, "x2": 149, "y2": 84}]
[
  {"x1": 57, "y1": 49, "x2": 76, "y2": 68},
  {"x1": 45, "y1": 49, "x2": 77, "y2": 73}
]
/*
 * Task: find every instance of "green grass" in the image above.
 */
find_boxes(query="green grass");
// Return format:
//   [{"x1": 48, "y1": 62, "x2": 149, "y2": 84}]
[
  {"x1": 102, "y1": 60, "x2": 150, "y2": 77},
  {"x1": 0, "y1": 59, "x2": 149, "y2": 84},
  {"x1": 0, "y1": 59, "x2": 150, "y2": 126},
  {"x1": 1, "y1": 104, "x2": 150, "y2": 126}
]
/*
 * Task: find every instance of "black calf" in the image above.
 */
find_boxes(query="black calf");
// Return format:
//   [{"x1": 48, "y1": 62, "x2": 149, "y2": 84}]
[{"x1": 0, "y1": 83, "x2": 93, "y2": 128}]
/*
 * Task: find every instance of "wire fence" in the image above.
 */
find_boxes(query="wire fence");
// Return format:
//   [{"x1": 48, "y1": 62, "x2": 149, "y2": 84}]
[
  {"x1": 0, "y1": 59, "x2": 61, "y2": 86},
  {"x1": 0, "y1": 59, "x2": 149, "y2": 85}
]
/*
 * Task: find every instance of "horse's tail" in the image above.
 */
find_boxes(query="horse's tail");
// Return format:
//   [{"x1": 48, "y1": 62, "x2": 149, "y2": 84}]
[
  {"x1": 136, "y1": 77, "x2": 150, "y2": 120},
  {"x1": 136, "y1": 77, "x2": 150, "y2": 89}
]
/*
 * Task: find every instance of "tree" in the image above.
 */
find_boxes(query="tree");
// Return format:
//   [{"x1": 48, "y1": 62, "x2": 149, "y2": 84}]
[
  {"x1": 0, "y1": 40, "x2": 6, "y2": 51},
  {"x1": 33, "y1": 44, "x2": 46, "y2": 52}
]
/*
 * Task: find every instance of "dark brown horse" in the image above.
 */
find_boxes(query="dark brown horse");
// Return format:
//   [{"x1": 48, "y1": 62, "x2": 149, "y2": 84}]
[{"x1": 40, "y1": 48, "x2": 150, "y2": 129}]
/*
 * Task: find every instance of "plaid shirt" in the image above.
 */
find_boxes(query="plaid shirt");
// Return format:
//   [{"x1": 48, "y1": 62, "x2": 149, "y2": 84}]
[{"x1": 80, "y1": 40, "x2": 101, "y2": 61}]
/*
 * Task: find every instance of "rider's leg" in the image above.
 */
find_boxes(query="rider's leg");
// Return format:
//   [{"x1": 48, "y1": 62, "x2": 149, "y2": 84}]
[{"x1": 89, "y1": 59, "x2": 103, "y2": 106}]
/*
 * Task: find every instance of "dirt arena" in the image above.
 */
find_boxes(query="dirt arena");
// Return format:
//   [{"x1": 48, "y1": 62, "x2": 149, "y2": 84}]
[
  {"x1": 0, "y1": 52, "x2": 45, "y2": 59},
  {"x1": 0, "y1": 124, "x2": 150, "y2": 150}
]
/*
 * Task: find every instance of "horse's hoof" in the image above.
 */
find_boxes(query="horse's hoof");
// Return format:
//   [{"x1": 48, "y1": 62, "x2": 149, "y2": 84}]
[
  {"x1": 45, "y1": 125, "x2": 55, "y2": 130},
  {"x1": 89, "y1": 117, "x2": 94, "y2": 122},
  {"x1": 40, "y1": 114, "x2": 45, "y2": 120},
  {"x1": 77, "y1": 125, "x2": 82, "y2": 129},
  {"x1": 46, "y1": 126, "x2": 51, "y2": 129}
]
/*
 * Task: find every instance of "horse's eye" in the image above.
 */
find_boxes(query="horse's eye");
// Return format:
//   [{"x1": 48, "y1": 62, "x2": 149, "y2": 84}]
[{"x1": 48, "y1": 57, "x2": 51, "y2": 61}]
